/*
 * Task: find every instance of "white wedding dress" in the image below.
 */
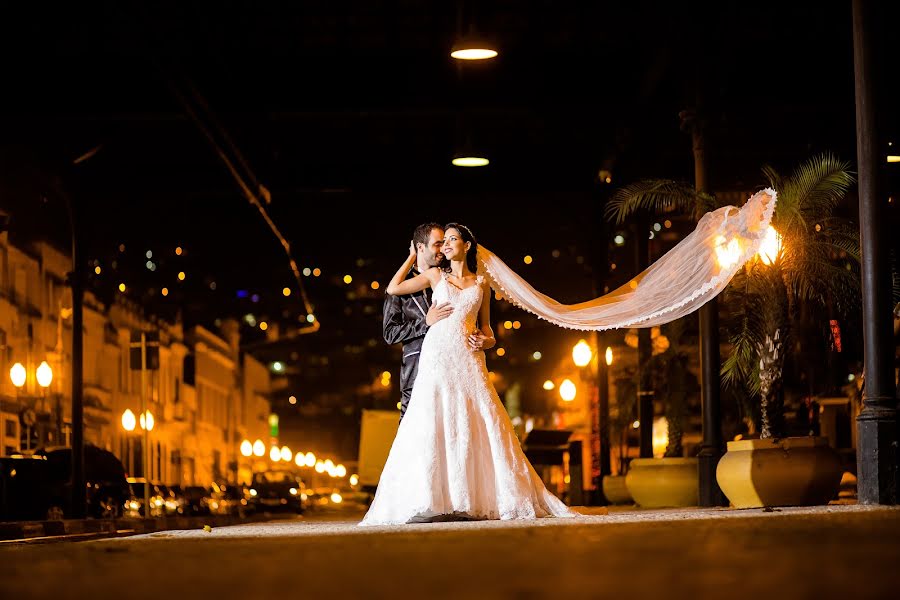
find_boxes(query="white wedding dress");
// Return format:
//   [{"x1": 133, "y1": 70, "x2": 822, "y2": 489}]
[{"x1": 359, "y1": 272, "x2": 576, "y2": 526}]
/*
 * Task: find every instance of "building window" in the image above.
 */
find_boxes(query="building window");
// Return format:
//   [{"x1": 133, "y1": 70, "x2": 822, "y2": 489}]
[{"x1": 5, "y1": 419, "x2": 16, "y2": 438}]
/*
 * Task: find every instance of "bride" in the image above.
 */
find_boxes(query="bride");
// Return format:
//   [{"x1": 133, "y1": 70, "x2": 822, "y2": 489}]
[
  {"x1": 359, "y1": 189, "x2": 777, "y2": 526},
  {"x1": 359, "y1": 223, "x2": 577, "y2": 525}
]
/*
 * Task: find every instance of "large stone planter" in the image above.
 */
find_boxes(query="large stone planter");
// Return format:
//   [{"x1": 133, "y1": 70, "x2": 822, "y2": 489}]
[
  {"x1": 716, "y1": 436, "x2": 843, "y2": 509},
  {"x1": 601, "y1": 475, "x2": 633, "y2": 505},
  {"x1": 625, "y1": 457, "x2": 699, "y2": 508}
]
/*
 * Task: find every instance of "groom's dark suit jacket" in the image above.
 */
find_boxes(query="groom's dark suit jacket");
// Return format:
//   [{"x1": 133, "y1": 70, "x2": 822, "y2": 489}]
[{"x1": 383, "y1": 268, "x2": 432, "y2": 421}]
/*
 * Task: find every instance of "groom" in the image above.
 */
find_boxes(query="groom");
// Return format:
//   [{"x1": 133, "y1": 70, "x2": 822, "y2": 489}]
[{"x1": 383, "y1": 222, "x2": 453, "y2": 422}]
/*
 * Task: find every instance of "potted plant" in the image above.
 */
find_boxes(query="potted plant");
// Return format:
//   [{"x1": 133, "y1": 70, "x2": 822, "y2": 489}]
[
  {"x1": 624, "y1": 318, "x2": 703, "y2": 507},
  {"x1": 607, "y1": 154, "x2": 858, "y2": 507}
]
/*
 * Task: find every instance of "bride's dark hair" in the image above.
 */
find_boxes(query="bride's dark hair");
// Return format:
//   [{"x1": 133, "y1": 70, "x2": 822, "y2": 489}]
[{"x1": 441, "y1": 223, "x2": 479, "y2": 274}]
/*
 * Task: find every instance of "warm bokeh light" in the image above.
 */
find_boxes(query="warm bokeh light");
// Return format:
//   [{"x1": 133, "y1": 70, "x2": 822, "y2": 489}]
[
  {"x1": 757, "y1": 225, "x2": 782, "y2": 266},
  {"x1": 664, "y1": 220, "x2": 672, "y2": 228},
  {"x1": 343, "y1": 275, "x2": 353, "y2": 284},
  {"x1": 371, "y1": 281, "x2": 380, "y2": 290},
  {"x1": 307, "y1": 314, "x2": 316, "y2": 323},
  {"x1": 887, "y1": 155, "x2": 900, "y2": 163},
  {"x1": 161, "y1": 287, "x2": 169, "y2": 297},
  {"x1": 36, "y1": 361, "x2": 53, "y2": 388},
  {"x1": 303, "y1": 267, "x2": 311, "y2": 276},
  {"x1": 605, "y1": 346, "x2": 613, "y2": 366},
  {"x1": 652, "y1": 417, "x2": 669, "y2": 458},
  {"x1": 259, "y1": 322, "x2": 268, "y2": 331},
  {"x1": 543, "y1": 380, "x2": 555, "y2": 391},
  {"x1": 312, "y1": 268, "x2": 321, "y2": 277},
  {"x1": 289, "y1": 395, "x2": 297, "y2": 404},
  {"x1": 270, "y1": 446, "x2": 281, "y2": 461},
  {"x1": 513, "y1": 321, "x2": 521, "y2": 330},
  {"x1": 121, "y1": 409, "x2": 136, "y2": 432},
  {"x1": 451, "y1": 156, "x2": 489, "y2": 167},
  {"x1": 94, "y1": 266, "x2": 101, "y2": 275},
  {"x1": 382, "y1": 371, "x2": 391, "y2": 379},
  {"x1": 330, "y1": 492, "x2": 343, "y2": 503},
  {"x1": 305, "y1": 452, "x2": 316, "y2": 467},
  {"x1": 253, "y1": 439, "x2": 265, "y2": 457},
  {"x1": 572, "y1": 340, "x2": 592, "y2": 367},
  {"x1": 450, "y1": 47, "x2": 498, "y2": 60},
  {"x1": 532, "y1": 351, "x2": 542, "y2": 360},
  {"x1": 349, "y1": 474, "x2": 359, "y2": 486},
  {"x1": 240, "y1": 440, "x2": 253, "y2": 457},
  {"x1": 632, "y1": 420, "x2": 641, "y2": 429},
  {"x1": 118, "y1": 283, "x2": 126, "y2": 293},
  {"x1": 559, "y1": 379, "x2": 576, "y2": 401},
  {"x1": 280, "y1": 446, "x2": 292, "y2": 462},
  {"x1": 178, "y1": 271, "x2": 186, "y2": 281},
  {"x1": 139, "y1": 410, "x2": 154, "y2": 431},
  {"x1": 714, "y1": 235, "x2": 742, "y2": 269},
  {"x1": 335, "y1": 464, "x2": 347, "y2": 478},
  {"x1": 315, "y1": 461, "x2": 326, "y2": 473},
  {"x1": 523, "y1": 255, "x2": 533, "y2": 265},
  {"x1": 496, "y1": 348, "x2": 506, "y2": 357},
  {"x1": 282, "y1": 287, "x2": 291, "y2": 297},
  {"x1": 295, "y1": 454, "x2": 304, "y2": 467},
  {"x1": 9, "y1": 363, "x2": 26, "y2": 388},
  {"x1": 504, "y1": 321, "x2": 513, "y2": 329},
  {"x1": 175, "y1": 246, "x2": 183, "y2": 256}
]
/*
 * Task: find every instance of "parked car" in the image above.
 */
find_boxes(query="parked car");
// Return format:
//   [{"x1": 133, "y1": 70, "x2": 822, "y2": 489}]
[
  {"x1": 209, "y1": 481, "x2": 254, "y2": 517},
  {"x1": 155, "y1": 484, "x2": 183, "y2": 516},
  {"x1": 32, "y1": 445, "x2": 131, "y2": 519},
  {"x1": 0, "y1": 455, "x2": 59, "y2": 521},
  {"x1": 248, "y1": 470, "x2": 304, "y2": 514},
  {"x1": 125, "y1": 478, "x2": 165, "y2": 517},
  {"x1": 181, "y1": 485, "x2": 213, "y2": 516}
]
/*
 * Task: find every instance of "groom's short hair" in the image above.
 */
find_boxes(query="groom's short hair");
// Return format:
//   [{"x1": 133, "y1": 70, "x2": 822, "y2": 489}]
[{"x1": 413, "y1": 222, "x2": 443, "y2": 250}]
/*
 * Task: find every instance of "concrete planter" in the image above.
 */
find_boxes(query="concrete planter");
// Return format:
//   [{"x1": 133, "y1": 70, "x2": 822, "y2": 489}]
[
  {"x1": 625, "y1": 457, "x2": 699, "y2": 508},
  {"x1": 716, "y1": 436, "x2": 842, "y2": 509},
  {"x1": 601, "y1": 475, "x2": 633, "y2": 505}
]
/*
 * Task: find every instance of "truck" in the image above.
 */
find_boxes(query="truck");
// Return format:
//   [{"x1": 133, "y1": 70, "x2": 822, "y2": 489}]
[{"x1": 357, "y1": 409, "x2": 400, "y2": 498}]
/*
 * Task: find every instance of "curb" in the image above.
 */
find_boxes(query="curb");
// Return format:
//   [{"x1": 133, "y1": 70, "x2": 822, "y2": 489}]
[{"x1": 0, "y1": 512, "x2": 278, "y2": 542}]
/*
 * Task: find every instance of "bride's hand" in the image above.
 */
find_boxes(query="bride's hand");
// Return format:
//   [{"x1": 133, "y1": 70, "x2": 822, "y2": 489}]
[{"x1": 467, "y1": 331, "x2": 489, "y2": 351}]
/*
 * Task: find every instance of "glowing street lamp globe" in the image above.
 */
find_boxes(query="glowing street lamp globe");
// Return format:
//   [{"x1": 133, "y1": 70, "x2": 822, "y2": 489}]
[
  {"x1": 572, "y1": 340, "x2": 592, "y2": 367},
  {"x1": 36, "y1": 361, "x2": 53, "y2": 388}
]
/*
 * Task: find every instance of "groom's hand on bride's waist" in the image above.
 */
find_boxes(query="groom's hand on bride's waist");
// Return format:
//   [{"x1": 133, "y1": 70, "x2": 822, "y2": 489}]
[{"x1": 426, "y1": 302, "x2": 453, "y2": 326}]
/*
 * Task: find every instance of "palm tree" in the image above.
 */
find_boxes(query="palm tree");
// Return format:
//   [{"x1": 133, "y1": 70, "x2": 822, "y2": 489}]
[{"x1": 605, "y1": 154, "x2": 858, "y2": 439}]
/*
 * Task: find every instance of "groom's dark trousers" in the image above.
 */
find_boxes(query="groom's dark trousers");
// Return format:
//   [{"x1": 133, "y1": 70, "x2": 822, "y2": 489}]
[{"x1": 383, "y1": 269, "x2": 432, "y2": 422}]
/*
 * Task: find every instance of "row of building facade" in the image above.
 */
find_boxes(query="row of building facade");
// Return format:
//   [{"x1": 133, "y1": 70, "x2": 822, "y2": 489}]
[{"x1": 0, "y1": 232, "x2": 273, "y2": 486}]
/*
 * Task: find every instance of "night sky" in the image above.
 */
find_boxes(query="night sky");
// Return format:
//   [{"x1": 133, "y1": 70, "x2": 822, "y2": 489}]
[{"x1": 2, "y1": 1, "x2": 897, "y2": 455}]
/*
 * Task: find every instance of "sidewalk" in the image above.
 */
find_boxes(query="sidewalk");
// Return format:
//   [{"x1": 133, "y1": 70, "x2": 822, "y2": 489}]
[
  {"x1": 0, "y1": 512, "x2": 279, "y2": 543},
  {"x1": 2, "y1": 502, "x2": 898, "y2": 599}
]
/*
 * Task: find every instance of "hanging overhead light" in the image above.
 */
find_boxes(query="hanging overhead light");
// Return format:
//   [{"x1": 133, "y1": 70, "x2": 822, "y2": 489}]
[
  {"x1": 452, "y1": 155, "x2": 490, "y2": 167},
  {"x1": 450, "y1": 38, "x2": 498, "y2": 61}
]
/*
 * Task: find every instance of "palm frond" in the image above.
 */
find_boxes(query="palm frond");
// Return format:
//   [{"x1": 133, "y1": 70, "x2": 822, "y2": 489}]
[
  {"x1": 761, "y1": 163, "x2": 783, "y2": 191},
  {"x1": 778, "y1": 154, "x2": 855, "y2": 234},
  {"x1": 604, "y1": 179, "x2": 715, "y2": 225}
]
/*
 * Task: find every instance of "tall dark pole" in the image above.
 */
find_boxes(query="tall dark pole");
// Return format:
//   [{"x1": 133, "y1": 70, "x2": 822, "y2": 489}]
[
  {"x1": 591, "y1": 191, "x2": 612, "y2": 503},
  {"x1": 636, "y1": 220, "x2": 654, "y2": 458},
  {"x1": 62, "y1": 184, "x2": 86, "y2": 518},
  {"x1": 681, "y1": 107, "x2": 727, "y2": 507},
  {"x1": 852, "y1": 0, "x2": 898, "y2": 505}
]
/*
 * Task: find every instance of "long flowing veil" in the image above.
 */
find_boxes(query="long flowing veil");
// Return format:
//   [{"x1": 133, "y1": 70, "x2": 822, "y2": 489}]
[{"x1": 476, "y1": 188, "x2": 777, "y2": 331}]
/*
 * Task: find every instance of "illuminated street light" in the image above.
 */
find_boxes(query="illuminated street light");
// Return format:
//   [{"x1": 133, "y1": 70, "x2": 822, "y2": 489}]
[
  {"x1": 295, "y1": 453, "x2": 304, "y2": 467},
  {"x1": 280, "y1": 446, "x2": 292, "y2": 462},
  {"x1": 36, "y1": 361, "x2": 53, "y2": 388},
  {"x1": 270, "y1": 446, "x2": 281, "y2": 462},
  {"x1": 9, "y1": 363, "x2": 26, "y2": 388},
  {"x1": 542, "y1": 380, "x2": 555, "y2": 391},
  {"x1": 335, "y1": 464, "x2": 347, "y2": 478},
  {"x1": 240, "y1": 440, "x2": 253, "y2": 457},
  {"x1": 139, "y1": 410, "x2": 154, "y2": 431},
  {"x1": 572, "y1": 340, "x2": 592, "y2": 367},
  {"x1": 605, "y1": 347, "x2": 613, "y2": 366},
  {"x1": 757, "y1": 225, "x2": 783, "y2": 266},
  {"x1": 559, "y1": 379, "x2": 576, "y2": 402},
  {"x1": 253, "y1": 439, "x2": 265, "y2": 457},
  {"x1": 305, "y1": 452, "x2": 316, "y2": 467},
  {"x1": 121, "y1": 409, "x2": 136, "y2": 432}
]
